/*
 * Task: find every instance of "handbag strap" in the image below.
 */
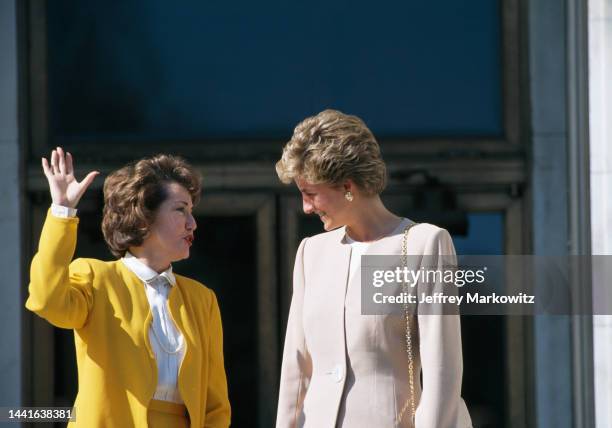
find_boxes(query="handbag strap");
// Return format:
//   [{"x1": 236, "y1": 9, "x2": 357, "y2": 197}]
[{"x1": 396, "y1": 222, "x2": 419, "y2": 426}]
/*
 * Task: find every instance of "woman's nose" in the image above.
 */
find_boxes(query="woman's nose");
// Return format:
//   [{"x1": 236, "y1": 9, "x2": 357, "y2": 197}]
[
  {"x1": 187, "y1": 213, "x2": 197, "y2": 231},
  {"x1": 302, "y1": 198, "x2": 314, "y2": 214}
]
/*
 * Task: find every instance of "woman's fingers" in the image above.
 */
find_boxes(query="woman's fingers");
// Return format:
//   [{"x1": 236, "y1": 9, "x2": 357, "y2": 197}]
[
  {"x1": 46, "y1": 147, "x2": 73, "y2": 176},
  {"x1": 50, "y1": 149, "x2": 59, "y2": 175},
  {"x1": 57, "y1": 147, "x2": 66, "y2": 175},
  {"x1": 42, "y1": 147, "x2": 95, "y2": 208},
  {"x1": 73, "y1": 171, "x2": 99, "y2": 205},
  {"x1": 65, "y1": 151, "x2": 74, "y2": 176},
  {"x1": 79, "y1": 171, "x2": 100, "y2": 194},
  {"x1": 41, "y1": 157, "x2": 52, "y2": 177}
]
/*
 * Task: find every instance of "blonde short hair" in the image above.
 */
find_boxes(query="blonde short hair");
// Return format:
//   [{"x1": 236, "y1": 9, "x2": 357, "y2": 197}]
[{"x1": 276, "y1": 109, "x2": 387, "y2": 195}]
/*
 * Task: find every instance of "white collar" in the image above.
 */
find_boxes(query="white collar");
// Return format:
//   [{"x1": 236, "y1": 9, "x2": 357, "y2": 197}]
[
  {"x1": 342, "y1": 218, "x2": 410, "y2": 244},
  {"x1": 121, "y1": 252, "x2": 177, "y2": 287}
]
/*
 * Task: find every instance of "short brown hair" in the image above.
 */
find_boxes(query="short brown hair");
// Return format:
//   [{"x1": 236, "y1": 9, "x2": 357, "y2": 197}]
[
  {"x1": 276, "y1": 109, "x2": 387, "y2": 196},
  {"x1": 101, "y1": 154, "x2": 202, "y2": 258}
]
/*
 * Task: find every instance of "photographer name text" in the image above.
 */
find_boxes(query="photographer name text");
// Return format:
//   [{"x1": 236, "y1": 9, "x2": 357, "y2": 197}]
[{"x1": 372, "y1": 292, "x2": 535, "y2": 305}]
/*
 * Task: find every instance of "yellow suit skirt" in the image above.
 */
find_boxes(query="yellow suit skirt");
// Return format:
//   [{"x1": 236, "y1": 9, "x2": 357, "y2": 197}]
[{"x1": 147, "y1": 399, "x2": 189, "y2": 428}]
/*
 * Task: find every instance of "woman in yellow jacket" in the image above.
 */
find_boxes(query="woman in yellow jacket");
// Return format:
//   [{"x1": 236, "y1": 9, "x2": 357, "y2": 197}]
[{"x1": 26, "y1": 148, "x2": 231, "y2": 427}]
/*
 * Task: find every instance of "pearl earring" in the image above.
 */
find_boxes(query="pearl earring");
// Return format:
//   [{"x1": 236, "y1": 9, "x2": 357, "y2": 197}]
[{"x1": 345, "y1": 191, "x2": 354, "y2": 202}]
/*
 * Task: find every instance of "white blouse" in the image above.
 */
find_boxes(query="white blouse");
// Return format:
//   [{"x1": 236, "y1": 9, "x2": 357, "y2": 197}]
[{"x1": 121, "y1": 253, "x2": 186, "y2": 404}]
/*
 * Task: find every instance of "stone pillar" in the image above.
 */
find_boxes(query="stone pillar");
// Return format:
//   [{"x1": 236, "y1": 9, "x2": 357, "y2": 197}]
[
  {"x1": 588, "y1": 0, "x2": 612, "y2": 426},
  {"x1": 528, "y1": 0, "x2": 573, "y2": 425},
  {"x1": 0, "y1": 0, "x2": 23, "y2": 412}
]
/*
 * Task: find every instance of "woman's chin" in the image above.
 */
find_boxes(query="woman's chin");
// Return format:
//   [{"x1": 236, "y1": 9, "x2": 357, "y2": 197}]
[
  {"x1": 172, "y1": 248, "x2": 190, "y2": 262},
  {"x1": 321, "y1": 218, "x2": 335, "y2": 231}
]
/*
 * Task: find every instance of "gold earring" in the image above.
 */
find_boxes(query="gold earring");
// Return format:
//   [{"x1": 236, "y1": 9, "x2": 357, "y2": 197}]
[{"x1": 345, "y1": 191, "x2": 354, "y2": 202}]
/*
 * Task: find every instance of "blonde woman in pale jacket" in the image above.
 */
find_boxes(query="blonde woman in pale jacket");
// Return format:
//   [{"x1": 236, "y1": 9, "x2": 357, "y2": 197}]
[{"x1": 275, "y1": 110, "x2": 472, "y2": 428}]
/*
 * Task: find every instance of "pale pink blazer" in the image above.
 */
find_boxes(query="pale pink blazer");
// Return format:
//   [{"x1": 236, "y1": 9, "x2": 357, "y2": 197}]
[{"x1": 276, "y1": 220, "x2": 472, "y2": 428}]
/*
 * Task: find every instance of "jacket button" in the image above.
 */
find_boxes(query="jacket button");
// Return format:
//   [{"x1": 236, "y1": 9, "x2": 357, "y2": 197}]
[{"x1": 332, "y1": 364, "x2": 344, "y2": 383}]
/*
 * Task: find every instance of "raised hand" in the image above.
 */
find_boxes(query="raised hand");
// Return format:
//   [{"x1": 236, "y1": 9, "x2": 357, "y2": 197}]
[{"x1": 42, "y1": 147, "x2": 99, "y2": 209}]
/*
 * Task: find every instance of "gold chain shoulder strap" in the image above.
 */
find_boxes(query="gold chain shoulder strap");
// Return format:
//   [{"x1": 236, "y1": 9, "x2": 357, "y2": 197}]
[{"x1": 396, "y1": 222, "x2": 418, "y2": 426}]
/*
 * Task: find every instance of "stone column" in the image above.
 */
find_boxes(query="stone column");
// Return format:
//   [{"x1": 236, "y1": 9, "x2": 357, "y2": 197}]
[
  {"x1": 0, "y1": 0, "x2": 23, "y2": 414},
  {"x1": 588, "y1": 0, "x2": 612, "y2": 426}
]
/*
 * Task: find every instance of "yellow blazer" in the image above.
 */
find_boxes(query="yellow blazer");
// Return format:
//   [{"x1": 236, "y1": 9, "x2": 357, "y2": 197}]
[{"x1": 25, "y1": 212, "x2": 231, "y2": 428}]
